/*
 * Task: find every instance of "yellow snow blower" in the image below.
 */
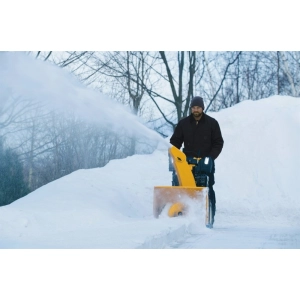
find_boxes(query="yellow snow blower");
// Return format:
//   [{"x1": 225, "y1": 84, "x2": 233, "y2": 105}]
[{"x1": 153, "y1": 146, "x2": 213, "y2": 228}]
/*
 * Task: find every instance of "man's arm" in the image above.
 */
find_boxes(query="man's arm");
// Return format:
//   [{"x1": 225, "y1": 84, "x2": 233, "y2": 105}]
[
  {"x1": 170, "y1": 121, "x2": 184, "y2": 149},
  {"x1": 209, "y1": 120, "x2": 224, "y2": 160}
]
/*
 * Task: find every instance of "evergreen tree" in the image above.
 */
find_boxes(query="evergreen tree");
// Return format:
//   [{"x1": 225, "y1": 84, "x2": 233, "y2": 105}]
[{"x1": 0, "y1": 138, "x2": 30, "y2": 206}]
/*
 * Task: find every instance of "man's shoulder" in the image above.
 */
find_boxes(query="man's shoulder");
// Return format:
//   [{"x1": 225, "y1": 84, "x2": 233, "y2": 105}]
[
  {"x1": 204, "y1": 113, "x2": 218, "y2": 124},
  {"x1": 178, "y1": 115, "x2": 192, "y2": 124}
]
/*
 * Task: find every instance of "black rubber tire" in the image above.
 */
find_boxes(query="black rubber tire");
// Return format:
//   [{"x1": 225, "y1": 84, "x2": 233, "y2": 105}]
[{"x1": 206, "y1": 200, "x2": 213, "y2": 229}]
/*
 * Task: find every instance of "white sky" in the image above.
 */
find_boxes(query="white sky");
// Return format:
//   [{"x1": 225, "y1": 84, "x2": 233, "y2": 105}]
[{"x1": 1, "y1": 1, "x2": 298, "y2": 51}]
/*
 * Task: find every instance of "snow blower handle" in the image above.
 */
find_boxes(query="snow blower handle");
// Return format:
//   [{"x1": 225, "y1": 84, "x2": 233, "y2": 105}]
[{"x1": 168, "y1": 152, "x2": 174, "y2": 172}]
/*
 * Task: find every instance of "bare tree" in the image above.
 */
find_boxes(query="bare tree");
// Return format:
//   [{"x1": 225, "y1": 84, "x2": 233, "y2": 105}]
[
  {"x1": 133, "y1": 51, "x2": 198, "y2": 130},
  {"x1": 35, "y1": 51, "x2": 53, "y2": 61},
  {"x1": 139, "y1": 51, "x2": 242, "y2": 127},
  {"x1": 205, "y1": 52, "x2": 242, "y2": 112},
  {"x1": 0, "y1": 95, "x2": 37, "y2": 136},
  {"x1": 278, "y1": 51, "x2": 298, "y2": 96},
  {"x1": 63, "y1": 51, "x2": 159, "y2": 154}
]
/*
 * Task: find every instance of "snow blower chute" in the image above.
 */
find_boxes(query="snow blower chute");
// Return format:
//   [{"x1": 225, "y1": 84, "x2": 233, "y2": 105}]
[{"x1": 153, "y1": 146, "x2": 213, "y2": 228}]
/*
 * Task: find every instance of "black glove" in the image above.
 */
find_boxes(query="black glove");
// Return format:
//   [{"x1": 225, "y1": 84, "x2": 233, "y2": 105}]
[{"x1": 196, "y1": 156, "x2": 213, "y2": 175}]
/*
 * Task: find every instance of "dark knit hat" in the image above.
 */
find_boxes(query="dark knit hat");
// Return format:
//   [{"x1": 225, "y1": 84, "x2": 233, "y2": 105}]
[{"x1": 190, "y1": 96, "x2": 204, "y2": 109}]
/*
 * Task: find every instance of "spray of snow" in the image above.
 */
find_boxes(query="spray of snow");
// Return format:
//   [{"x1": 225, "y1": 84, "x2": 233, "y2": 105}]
[{"x1": 0, "y1": 52, "x2": 169, "y2": 149}]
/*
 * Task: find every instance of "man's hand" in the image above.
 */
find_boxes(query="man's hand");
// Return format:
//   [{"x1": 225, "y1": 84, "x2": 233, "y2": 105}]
[{"x1": 197, "y1": 156, "x2": 214, "y2": 175}]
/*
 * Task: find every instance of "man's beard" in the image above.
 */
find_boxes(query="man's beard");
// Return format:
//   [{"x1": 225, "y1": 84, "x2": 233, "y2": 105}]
[{"x1": 192, "y1": 112, "x2": 202, "y2": 118}]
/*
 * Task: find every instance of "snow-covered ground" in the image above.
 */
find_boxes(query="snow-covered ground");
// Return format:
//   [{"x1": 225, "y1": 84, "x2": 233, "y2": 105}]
[{"x1": 1, "y1": 95, "x2": 299, "y2": 249}]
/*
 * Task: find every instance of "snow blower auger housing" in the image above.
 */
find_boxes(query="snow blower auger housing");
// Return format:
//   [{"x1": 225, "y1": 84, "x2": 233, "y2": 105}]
[{"x1": 153, "y1": 146, "x2": 213, "y2": 228}]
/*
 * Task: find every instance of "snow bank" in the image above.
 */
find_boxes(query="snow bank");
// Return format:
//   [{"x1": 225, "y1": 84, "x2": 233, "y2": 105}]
[{"x1": 213, "y1": 96, "x2": 300, "y2": 227}]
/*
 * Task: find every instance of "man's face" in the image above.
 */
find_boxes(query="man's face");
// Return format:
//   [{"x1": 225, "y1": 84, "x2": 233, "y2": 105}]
[{"x1": 191, "y1": 106, "x2": 203, "y2": 117}]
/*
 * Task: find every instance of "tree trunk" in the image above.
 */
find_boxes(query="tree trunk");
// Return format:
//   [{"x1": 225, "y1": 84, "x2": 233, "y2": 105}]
[{"x1": 279, "y1": 51, "x2": 297, "y2": 96}]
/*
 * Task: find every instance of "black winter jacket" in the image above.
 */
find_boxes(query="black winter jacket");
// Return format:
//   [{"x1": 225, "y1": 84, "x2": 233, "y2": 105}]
[{"x1": 170, "y1": 113, "x2": 224, "y2": 160}]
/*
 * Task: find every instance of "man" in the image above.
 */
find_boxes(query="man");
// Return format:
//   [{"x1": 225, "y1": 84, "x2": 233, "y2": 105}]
[{"x1": 170, "y1": 96, "x2": 224, "y2": 226}]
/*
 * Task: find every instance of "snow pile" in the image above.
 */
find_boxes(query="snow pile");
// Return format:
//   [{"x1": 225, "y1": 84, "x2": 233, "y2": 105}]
[
  {"x1": 214, "y1": 96, "x2": 300, "y2": 227},
  {"x1": 0, "y1": 95, "x2": 299, "y2": 248}
]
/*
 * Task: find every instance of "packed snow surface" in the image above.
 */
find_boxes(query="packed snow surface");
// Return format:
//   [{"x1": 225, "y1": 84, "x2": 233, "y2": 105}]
[{"x1": 0, "y1": 95, "x2": 299, "y2": 248}]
